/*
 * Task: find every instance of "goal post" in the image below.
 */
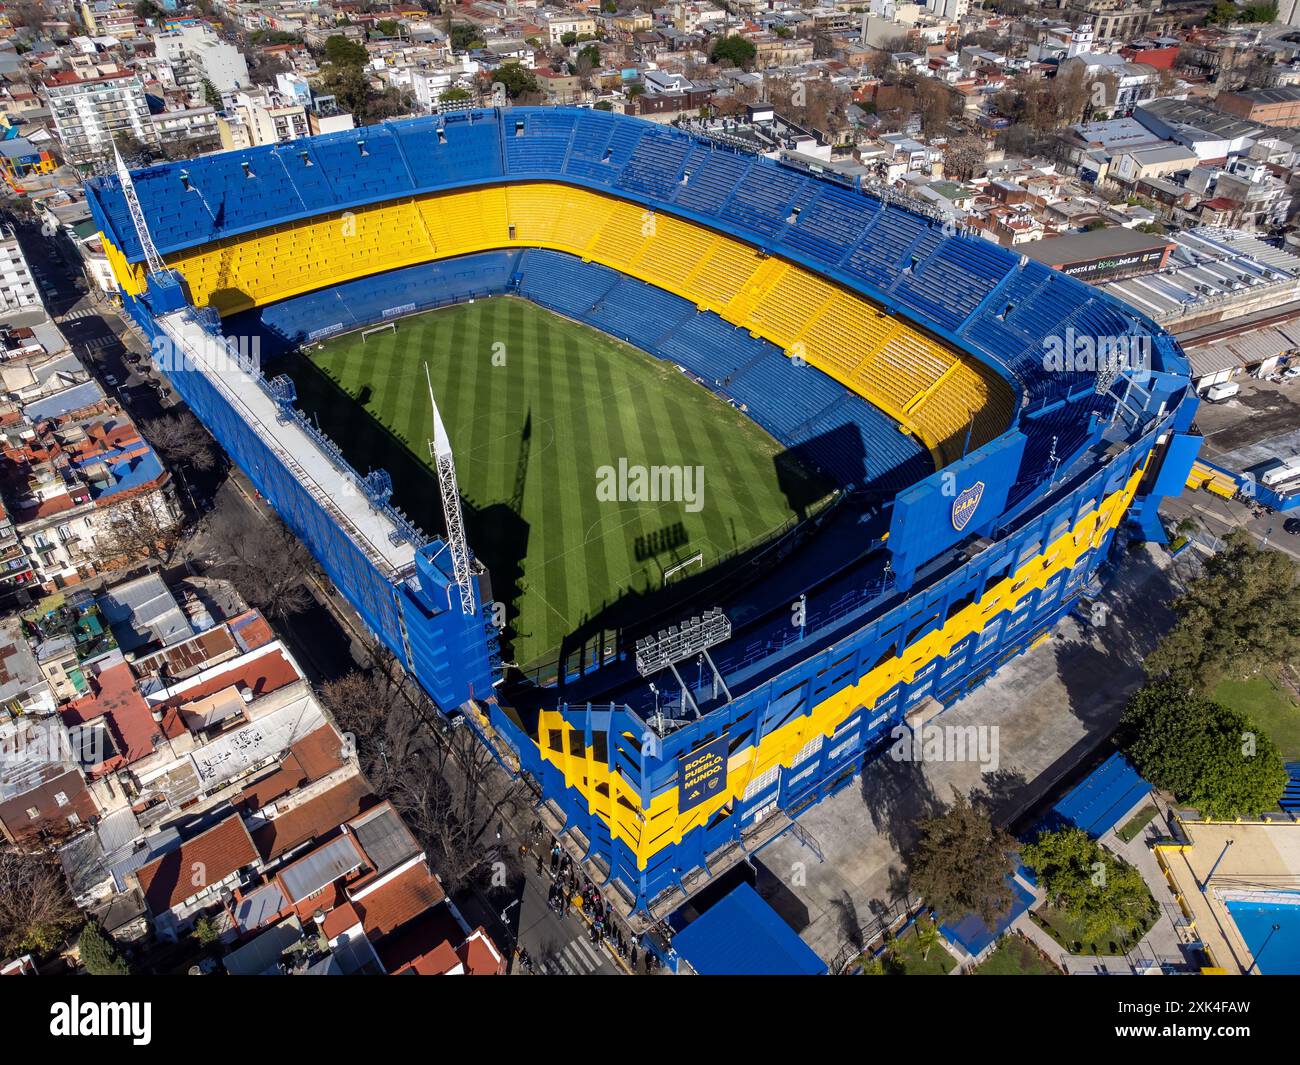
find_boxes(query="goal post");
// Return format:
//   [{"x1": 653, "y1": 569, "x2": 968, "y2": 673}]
[{"x1": 361, "y1": 322, "x2": 397, "y2": 343}]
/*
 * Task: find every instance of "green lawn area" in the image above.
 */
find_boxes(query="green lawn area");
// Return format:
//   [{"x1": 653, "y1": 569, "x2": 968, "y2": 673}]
[
  {"x1": 284, "y1": 297, "x2": 832, "y2": 669},
  {"x1": 1030, "y1": 897, "x2": 1157, "y2": 957},
  {"x1": 887, "y1": 919, "x2": 958, "y2": 975},
  {"x1": 1213, "y1": 670, "x2": 1300, "y2": 762},
  {"x1": 1116, "y1": 804, "x2": 1159, "y2": 844},
  {"x1": 972, "y1": 936, "x2": 1061, "y2": 976}
]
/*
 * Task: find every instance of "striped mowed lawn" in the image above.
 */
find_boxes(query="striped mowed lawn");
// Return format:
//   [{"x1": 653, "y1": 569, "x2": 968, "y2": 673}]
[{"x1": 286, "y1": 297, "x2": 830, "y2": 668}]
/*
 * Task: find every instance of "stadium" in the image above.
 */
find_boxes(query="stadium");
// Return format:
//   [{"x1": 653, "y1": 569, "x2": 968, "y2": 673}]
[{"x1": 85, "y1": 106, "x2": 1203, "y2": 918}]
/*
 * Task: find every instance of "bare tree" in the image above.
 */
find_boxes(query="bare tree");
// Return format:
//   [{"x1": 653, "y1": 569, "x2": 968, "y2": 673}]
[
  {"x1": 0, "y1": 848, "x2": 79, "y2": 956},
  {"x1": 205, "y1": 502, "x2": 316, "y2": 620},
  {"x1": 143, "y1": 411, "x2": 219, "y2": 473},
  {"x1": 94, "y1": 495, "x2": 184, "y2": 569},
  {"x1": 944, "y1": 135, "x2": 988, "y2": 182},
  {"x1": 319, "y1": 667, "x2": 527, "y2": 891}
]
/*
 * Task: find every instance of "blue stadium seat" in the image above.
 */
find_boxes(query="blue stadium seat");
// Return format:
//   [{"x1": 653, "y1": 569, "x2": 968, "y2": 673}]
[{"x1": 673, "y1": 149, "x2": 752, "y2": 214}]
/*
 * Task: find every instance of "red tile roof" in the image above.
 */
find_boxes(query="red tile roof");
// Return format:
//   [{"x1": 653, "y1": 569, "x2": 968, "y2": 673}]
[
  {"x1": 458, "y1": 927, "x2": 507, "y2": 975},
  {"x1": 61, "y1": 662, "x2": 157, "y2": 774},
  {"x1": 371, "y1": 897, "x2": 464, "y2": 974},
  {"x1": 250, "y1": 774, "x2": 374, "y2": 863},
  {"x1": 135, "y1": 814, "x2": 258, "y2": 915},
  {"x1": 290, "y1": 723, "x2": 347, "y2": 782},
  {"x1": 354, "y1": 859, "x2": 447, "y2": 942}
]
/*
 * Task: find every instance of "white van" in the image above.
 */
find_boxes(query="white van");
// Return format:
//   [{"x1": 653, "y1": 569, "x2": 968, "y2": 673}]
[{"x1": 1204, "y1": 381, "x2": 1239, "y2": 403}]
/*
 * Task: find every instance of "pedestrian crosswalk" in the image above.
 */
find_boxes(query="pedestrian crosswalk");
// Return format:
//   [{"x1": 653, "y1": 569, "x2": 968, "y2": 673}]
[
  {"x1": 77, "y1": 334, "x2": 120, "y2": 352},
  {"x1": 544, "y1": 934, "x2": 606, "y2": 975},
  {"x1": 60, "y1": 308, "x2": 99, "y2": 322}
]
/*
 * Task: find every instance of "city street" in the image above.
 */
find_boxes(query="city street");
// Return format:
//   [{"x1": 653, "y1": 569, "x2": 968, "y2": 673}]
[{"x1": 1161, "y1": 488, "x2": 1300, "y2": 561}]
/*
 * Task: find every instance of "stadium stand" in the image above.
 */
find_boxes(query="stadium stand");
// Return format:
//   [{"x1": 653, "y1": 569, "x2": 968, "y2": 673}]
[
  {"x1": 230, "y1": 248, "x2": 934, "y2": 493},
  {"x1": 89, "y1": 108, "x2": 1198, "y2": 911}
]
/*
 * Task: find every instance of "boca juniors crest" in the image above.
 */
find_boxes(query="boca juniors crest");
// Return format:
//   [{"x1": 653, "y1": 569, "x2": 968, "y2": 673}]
[{"x1": 951, "y1": 481, "x2": 985, "y2": 532}]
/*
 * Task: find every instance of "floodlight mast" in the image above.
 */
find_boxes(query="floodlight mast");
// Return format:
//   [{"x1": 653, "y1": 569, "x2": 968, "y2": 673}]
[
  {"x1": 425, "y1": 362, "x2": 477, "y2": 617},
  {"x1": 113, "y1": 144, "x2": 166, "y2": 277}
]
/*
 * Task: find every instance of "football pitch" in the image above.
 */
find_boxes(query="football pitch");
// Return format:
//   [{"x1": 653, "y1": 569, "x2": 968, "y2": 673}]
[{"x1": 283, "y1": 297, "x2": 833, "y2": 669}]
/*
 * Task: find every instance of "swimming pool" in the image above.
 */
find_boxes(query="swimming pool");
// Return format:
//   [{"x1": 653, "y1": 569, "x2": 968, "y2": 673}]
[{"x1": 1225, "y1": 898, "x2": 1300, "y2": 975}]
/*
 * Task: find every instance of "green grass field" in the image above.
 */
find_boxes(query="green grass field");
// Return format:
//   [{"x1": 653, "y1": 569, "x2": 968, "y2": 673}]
[
  {"x1": 1213, "y1": 670, "x2": 1300, "y2": 762},
  {"x1": 283, "y1": 297, "x2": 832, "y2": 669}
]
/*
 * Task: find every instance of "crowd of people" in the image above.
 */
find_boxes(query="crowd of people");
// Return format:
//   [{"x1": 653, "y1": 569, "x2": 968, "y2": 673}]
[{"x1": 520, "y1": 820, "x2": 664, "y2": 975}]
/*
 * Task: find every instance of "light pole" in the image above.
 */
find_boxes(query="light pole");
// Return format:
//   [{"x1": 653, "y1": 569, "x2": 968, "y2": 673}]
[
  {"x1": 1200, "y1": 838, "x2": 1233, "y2": 893},
  {"x1": 1247, "y1": 922, "x2": 1282, "y2": 975}
]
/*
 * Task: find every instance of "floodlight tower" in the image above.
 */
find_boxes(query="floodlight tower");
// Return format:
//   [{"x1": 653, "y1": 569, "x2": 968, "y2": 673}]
[
  {"x1": 424, "y1": 362, "x2": 477, "y2": 617},
  {"x1": 113, "y1": 144, "x2": 166, "y2": 278}
]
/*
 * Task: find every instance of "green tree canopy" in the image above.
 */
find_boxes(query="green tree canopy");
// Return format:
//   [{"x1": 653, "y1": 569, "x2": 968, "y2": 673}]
[
  {"x1": 439, "y1": 86, "x2": 472, "y2": 102},
  {"x1": 1118, "y1": 681, "x2": 1288, "y2": 819},
  {"x1": 323, "y1": 34, "x2": 368, "y2": 68},
  {"x1": 577, "y1": 43, "x2": 601, "y2": 68},
  {"x1": 78, "y1": 922, "x2": 131, "y2": 976},
  {"x1": 374, "y1": 19, "x2": 401, "y2": 37},
  {"x1": 905, "y1": 788, "x2": 1016, "y2": 925},
  {"x1": 710, "y1": 35, "x2": 758, "y2": 70},
  {"x1": 1145, "y1": 529, "x2": 1300, "y2": 691},
  {"x1": 450, "y1": 22, "x2": 484, "y2": 51},
  {"x1": 1021, "y1": 827, "x2": 1154, "y2": 944},
  {"x1": 492, "y1": 62, "x2": 540, "y2": 100}
]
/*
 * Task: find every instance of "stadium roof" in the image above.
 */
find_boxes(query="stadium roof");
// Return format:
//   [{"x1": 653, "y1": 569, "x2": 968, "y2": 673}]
[
  {"x1": 1052, "y1": 751, "x2": 1151, "y2": 838},
  {"x1": 673, "y1": 882, "x2": 827, "y2": 975},
  {"x1": 1019, "y1": 227, "x2": 1172, "y2": 268}
]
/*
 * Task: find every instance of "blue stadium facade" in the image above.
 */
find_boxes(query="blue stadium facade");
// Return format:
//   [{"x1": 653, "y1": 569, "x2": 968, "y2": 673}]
[{"x1": 85, "y1": 107, "x2": 1202, "y2": 915}]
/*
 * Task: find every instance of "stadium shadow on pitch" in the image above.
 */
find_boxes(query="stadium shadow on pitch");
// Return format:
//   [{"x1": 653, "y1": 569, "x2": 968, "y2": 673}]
[
  {"x1": 270, "y1": 348, "x2": 534, "y2": 662},
  {"x1": 233, "y1": 330, "x2": 914, "y2": 687}
]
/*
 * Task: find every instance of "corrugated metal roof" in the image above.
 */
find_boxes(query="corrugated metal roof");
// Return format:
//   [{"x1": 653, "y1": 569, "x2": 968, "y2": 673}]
[
  {"x1": 673, "y1": 882, "x2": 827, "y2": 976},
  {"x1": 278, "y1": 835, "x2": 365, "y2": 904}
]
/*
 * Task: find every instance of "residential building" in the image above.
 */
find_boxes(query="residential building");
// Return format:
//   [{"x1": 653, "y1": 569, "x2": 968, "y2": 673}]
[{"x1": 42, "y1": 69, "x2": 157, "y2": 164}]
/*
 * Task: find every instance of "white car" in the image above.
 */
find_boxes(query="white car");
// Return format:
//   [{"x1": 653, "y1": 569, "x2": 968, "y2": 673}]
[{"x1": 1282, "y1": 367, "x2": 1300, "y2": 381}]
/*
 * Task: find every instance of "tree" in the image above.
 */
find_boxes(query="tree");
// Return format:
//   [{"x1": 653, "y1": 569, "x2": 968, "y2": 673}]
[
  {"x1": 449, "y1": 22, "x2": 484, "y2": 51},
  {"x1": 143, "y1": 411, "x2": 219, "y2": 473},
  {"x1": 78, "y1": 922, "x2": 131, "y2": 975},
  {"x1": 191, "y1": 916, "x2": 220, "y2": 946},
  {"x1": 914, "y1": 915, "x2": 940, "y2": 961},
  {"x1": 200, "y1": 78, "x2": 222, "y2": 109},
  {"x1": 905, "y1": 788, "x2": 1015, "y2": 925},
  {"x1": 491, "y1": 62, "x2": 540, "y2": 100},
  {"x1": 134, "y1": 0, "x2": 163, "y2": 19},
  {"x1": 94, "y1": 495, "x2": 184, "y2": 569},
  {"x1": 323, "y1": 34, "x2": 368, "y2": 68},
  {"x1": 374, "y1": 18, "x2": 401, "y2": 37},
  {"x1": 1021, "y1": 828, "x2": 1154, "y2": 945},
  {"x1": 1118, "y1": 681, "x2": 1288, "y2": 819},
  {"x1": 318, "y1": 664, "x2": 527, "y2": 891},
  {"x1": 1145, "y1": 530, "x2": 1300, "y2": 691},
  {"x1": 944, "y1": 135, "x2": 986, "y2": 182},
  {"x1": 0, "y1": 849, "x2": 79, "y2": 956},
  {"x1": 204, "y1": 501, "x2": 316, "y2": 620},
  {"x1": 710, "y1": 35, "x2": 758, "y2": 71},
  {"x1": 439, "y1": 86, "x2": 472, "y2": 103}
]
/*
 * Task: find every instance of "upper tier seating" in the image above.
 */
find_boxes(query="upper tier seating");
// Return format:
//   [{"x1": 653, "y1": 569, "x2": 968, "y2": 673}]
[
  {"x1": 230, "y1": 248, "x2": 933, "y2": 494},
  {"x1": 90, "y1": 108, "x2": 1165, "y2": 468}
]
